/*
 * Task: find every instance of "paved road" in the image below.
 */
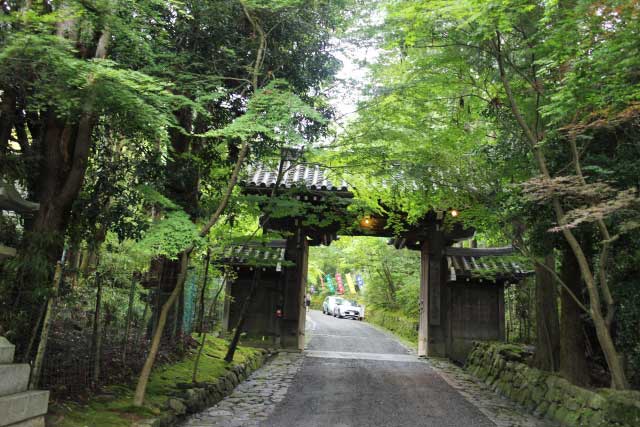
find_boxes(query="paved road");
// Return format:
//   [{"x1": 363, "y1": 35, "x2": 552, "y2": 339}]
[
  {"x1": 182, "y1": 310, "x2": 552, "y2": 427},
  {"x1": 262, "y1": 310, "x2": 495, "y2": 427}
]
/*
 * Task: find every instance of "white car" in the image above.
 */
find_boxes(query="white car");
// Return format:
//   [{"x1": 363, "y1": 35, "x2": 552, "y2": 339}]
[
  {"x1": 322, "y1": 296, "x2": 344, "y2": 316},
  {"x1": 336, "y1": 299, "x2": 364, "y2": 320},
  {"x1": 323, "y1": 296, "x2": 364, "y2": 320}
]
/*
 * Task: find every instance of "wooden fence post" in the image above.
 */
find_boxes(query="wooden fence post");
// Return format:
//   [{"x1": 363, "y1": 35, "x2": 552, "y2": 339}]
[
  {"x1": 122, "y1": 275, "x2": 136, "y2": 364},
  {"x1": 29, "y1": 255, "x2": 65, "y2": 389},
  {"x1": 92, "y1": 272, "x2": 103, "y2": 385}
]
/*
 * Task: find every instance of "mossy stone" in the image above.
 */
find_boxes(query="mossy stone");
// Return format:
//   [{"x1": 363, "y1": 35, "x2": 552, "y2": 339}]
[
  {"x1": 555, "y1": 406, "x2": 570, "y2": 424},
  {"x1": 166, "y1": 397, "x2": 186, "y2": 415},
  {"x1": 565, "y1": 398, "x2": 581, "y2": 411},
  {"x1": 514, "y1": 387, "x2": 530, "y2": 405},
  {"x1": 561, "y1": 409, "x2": 581, "y2": 426},
  {"x1": 602, "y1": 394, "x2": 640, "y2": 426},
  {"x1": 524, "y1": 398, "x2": 537, "y2": 412},
  {"x1": 531, "y1": 385, "x2": 546, "y2": 404},
  {"x1": 571, "y1": 385, "x2": 595, "y2": 404},
  {"x1": 545, "y1": 403, "x2": 559, "y2": 419},
  {"x1": 534, "y1": 401, "x2": 549, "y2": 417},
  {"x1": 587, "y1": 410, "x2": 607, "y2": 426},
  {"x1": 589, "y1": 394, "x2": 607, "y2": 410},
  {"x1": 132, "y1": 419, "x2": 161, "y2": 427}
]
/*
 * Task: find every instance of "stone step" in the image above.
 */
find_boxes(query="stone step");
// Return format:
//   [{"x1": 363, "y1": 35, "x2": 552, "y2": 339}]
[
  {"x1": 0, "y1": 337, "x2": 16, "y2": 364},
  {"x1": 0, "y1": 391, "x2": 49, "y2": 427},
  {"x1": 7, "y1": 416, "x2": 44, "y2": 427},
  {"x1": 0, "y1": 364, "x2": 30, "y2": 398}
]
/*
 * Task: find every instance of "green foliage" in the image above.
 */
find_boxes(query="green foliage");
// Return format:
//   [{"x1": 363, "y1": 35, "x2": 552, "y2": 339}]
[
  {"x1": 309, "y1": 236, "x2": 420, "y2": 314},
  {"x1": 244, "y1": 0, "x2": 305, "y2": 9},
  {"x1": 100, "y1": 233, "x2": 155, "y2": 274},
  {"x1": 208, "y1": 80, "x2": 325, "y2": 151},
  {"x1": 0, "y1": 0, "x2": 357, "y2": 410},
  {"x1": 331, "y1": 0, "x2": 640, "y2": 387},
  {"x1": 135, "y1": 211, "x2": 203, "y2": 259},
  {"x1": 395, "y1": 281, "x2": 420, "y2": 318},
  {"x1": 4, "y1": 0, "x2": 640, "y2": 402},
  {"x1": 137, "y1": 186, "x2": 180, "y2": 211},
  {"x1": 309, "y1": 237, "x2": 421, "y2": 341},
  {"x1": 0, "y1": 32, "x2": 175, "y2": 137},
  {"x1": 318, "y1": 1, "x2": 521, "y2": 235},
  {"x1": 366, "y1": 308, "x2": 418, "y2": 344}
]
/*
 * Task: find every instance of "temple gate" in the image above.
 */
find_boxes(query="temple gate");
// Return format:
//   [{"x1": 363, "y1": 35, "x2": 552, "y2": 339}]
[{"x1": 222, "y1": 160, "x2": 529, "y2": 362}]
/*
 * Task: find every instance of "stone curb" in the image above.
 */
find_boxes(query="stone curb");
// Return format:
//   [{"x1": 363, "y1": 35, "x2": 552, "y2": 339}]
[
  {"x1": 465, "y1": 341, "x2": 640, "y2": 427},
  {"x1": 132, "y1": 348, "x2": 275, "y2": 427}
]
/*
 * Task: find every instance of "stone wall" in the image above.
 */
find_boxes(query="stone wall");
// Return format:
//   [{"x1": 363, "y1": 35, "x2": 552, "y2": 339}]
[
  {"x1": 465, "y1": 341, "x2": 640, "y2": 427},
  {"x1": 133, "y1": 349, "x2": 271, "y2": 427}
]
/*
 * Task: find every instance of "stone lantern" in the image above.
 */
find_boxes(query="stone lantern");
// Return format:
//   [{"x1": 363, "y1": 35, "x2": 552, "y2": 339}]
[{"x1": 0, "y1": 179, "x2": 39, "y2": 260}]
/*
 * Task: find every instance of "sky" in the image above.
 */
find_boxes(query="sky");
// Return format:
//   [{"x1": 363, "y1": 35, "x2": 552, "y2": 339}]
[
  {"x1": 330, "y1": 42, "x2": 376, "y2": 125},
  {"x1": 326, "y1": 8, "x2": 384, "y2": 130}
]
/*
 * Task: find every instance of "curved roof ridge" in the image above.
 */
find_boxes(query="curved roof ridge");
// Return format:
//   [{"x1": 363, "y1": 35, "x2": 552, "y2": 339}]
[{"x1": 242, "y1": 161, "x2": 350, "y2": 194}]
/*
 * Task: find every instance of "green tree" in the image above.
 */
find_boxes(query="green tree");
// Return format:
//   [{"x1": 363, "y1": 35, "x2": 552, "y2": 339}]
[
  {"x1": 0, "y1": 0, "x2": 177, "y2": 351},
  {"x1": 335, "y1": 0, "x2": 640, "y2": 388}
]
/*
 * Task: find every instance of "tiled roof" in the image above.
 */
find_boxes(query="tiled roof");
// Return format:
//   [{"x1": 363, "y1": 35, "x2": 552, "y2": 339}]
[
  {"x1": 445, "y1": 246, "x2": 531, "y2": 282},
  {"x1": 220, "y1": 240, "x2": 287, "y2": 269},
  {"x1": 243, "y1": 162, "x2": 350, "y2": 193},
  {"x1": 0, "y1": 244, "x2": 17, "y2": 260}
]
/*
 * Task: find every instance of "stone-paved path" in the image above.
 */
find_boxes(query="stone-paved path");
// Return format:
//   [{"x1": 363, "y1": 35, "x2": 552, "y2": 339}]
[
  {"x1": 181, "y1": 311, "x2": 555, "y2": 426},
  {"x1": 180, "y1": 352, "x2": 303, "y2": 427}
]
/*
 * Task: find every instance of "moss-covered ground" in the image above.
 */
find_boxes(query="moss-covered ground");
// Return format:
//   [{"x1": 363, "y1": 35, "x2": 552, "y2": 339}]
[{"x1": 46, "y1": 336, "x2": 260, "y2": 427}]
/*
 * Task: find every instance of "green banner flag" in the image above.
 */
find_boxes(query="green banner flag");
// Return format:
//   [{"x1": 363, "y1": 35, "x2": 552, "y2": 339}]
[{"x1": 325, "y1": 274, "x2": 336, "y2": 293}]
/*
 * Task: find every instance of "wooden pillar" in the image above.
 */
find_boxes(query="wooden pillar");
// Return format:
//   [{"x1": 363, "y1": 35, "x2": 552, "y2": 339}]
[
  {"x1": 281, "y1": 226, "x2": 306, "y2": 350},
  {"x1": 418, "y1": 230, "x2": 447, "y2": 358},
  {"x1": 418, "y1": 242, "x2": 429, "y2": 357},
  {"x1": 498, "y1": 283, "x2": 506, "y2": 341},
  {"x1": 297, "y1": 239, "x2": 309, "y2": 351},
  {"x1": 221, "y1": 279, "x2": 232, "y2": 333}
]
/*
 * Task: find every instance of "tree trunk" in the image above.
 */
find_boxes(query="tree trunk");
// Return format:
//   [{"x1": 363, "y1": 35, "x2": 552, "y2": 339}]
[
  {"x1": 12, "y1": 24, "x2": 109, "y2": 354},
  {"x1": 134, "y1": 252, "x2": 189, "y2": 406},
  {"x1": 171, "y1": 286, "x2": 182, "y2": 343},
  {"x1": 13, "y1": 111, "x2": 94, "y2": 355},
  {"x1": 192, "y1": 332, "x2": 208, "y2": 383},
  {"x1": 533, "y1": 254, "x2": 560, "y2": 371},
  {"x1": 505, "y1": 288, "x2": 511, "y2": 341},
  {"x1": 79, "y1": 249, "x2": 92, "y2": 275},
  {"x1": 67, "y1": 247, "x2": 82, "y2": 288},
  {"x1": 495, "y1": 37, "x2": 629, "y2": 388},
  {"x1": 559, "y1": 245, "x2": 589, "y2": 386}
]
